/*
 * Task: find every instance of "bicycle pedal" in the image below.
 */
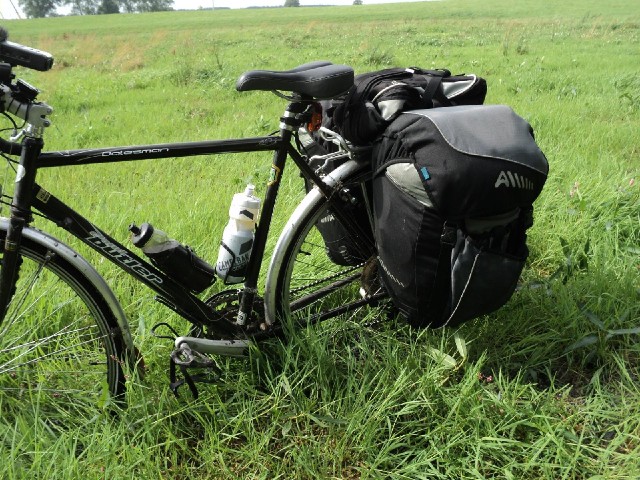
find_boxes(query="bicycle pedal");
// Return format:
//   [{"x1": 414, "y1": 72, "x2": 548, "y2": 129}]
[
  {"x1": 174, "y1": 336, "x2": 250, "y2": 358},
  {"x1": 170, "y1": 343, "x2": 221, "y2": 400}
]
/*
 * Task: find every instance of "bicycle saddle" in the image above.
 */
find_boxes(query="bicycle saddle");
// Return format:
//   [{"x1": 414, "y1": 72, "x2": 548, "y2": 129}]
[{"x1": 236, "y1": 61, "x2": 354, "y2": 99}]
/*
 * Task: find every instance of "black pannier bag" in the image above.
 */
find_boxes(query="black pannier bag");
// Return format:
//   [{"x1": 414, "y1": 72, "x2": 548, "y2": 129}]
[
  {"x1": 332, "y1": 67, "x2": 487, "y2": 146},
  {"x1": 297, "y1": 65, "x2": 486, "y2": 268},
  {"x1": 297, "y1": 67, "x2": 486, "y2": 267},
  {"x1": 373, "y1": 105, "x2": 549, "y2": 328}
]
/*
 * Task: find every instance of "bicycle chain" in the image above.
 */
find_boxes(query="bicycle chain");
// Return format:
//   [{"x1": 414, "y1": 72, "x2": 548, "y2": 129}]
[{"x1": 289, "y1": 264, "x2": 362, "y2": 295}]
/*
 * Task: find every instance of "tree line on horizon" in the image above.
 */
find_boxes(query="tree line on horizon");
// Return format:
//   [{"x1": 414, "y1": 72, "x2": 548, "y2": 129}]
[
  {"x1": 17, "y1": 0, "x2": 363, "y2": 18},
  {"x1": 18, "y1": 0, "x2": 173, "y2": 17}
]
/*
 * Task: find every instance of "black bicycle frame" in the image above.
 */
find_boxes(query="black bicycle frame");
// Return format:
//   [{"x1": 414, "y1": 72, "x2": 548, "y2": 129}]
[
  {"x1": 28, "y1": 134, "x2": 296, "y2": 334},
  {"x1": 5, "y1": 100, "x2": 372, "y2": 335}
]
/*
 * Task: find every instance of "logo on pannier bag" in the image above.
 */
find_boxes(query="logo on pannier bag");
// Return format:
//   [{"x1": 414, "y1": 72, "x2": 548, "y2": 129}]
[{"x1": 495, "y1": 170, "x2": 535, "y2": 190}]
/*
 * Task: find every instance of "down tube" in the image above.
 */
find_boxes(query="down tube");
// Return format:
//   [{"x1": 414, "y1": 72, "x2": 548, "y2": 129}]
[{"x1": 30, "y1": 184, "x2": 233, "y2": 332}]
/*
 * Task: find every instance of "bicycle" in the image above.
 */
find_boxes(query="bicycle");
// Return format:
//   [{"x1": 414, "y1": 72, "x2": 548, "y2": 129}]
[{"x1": 0, "y1": 30, "x2": 385, "y2": 408}]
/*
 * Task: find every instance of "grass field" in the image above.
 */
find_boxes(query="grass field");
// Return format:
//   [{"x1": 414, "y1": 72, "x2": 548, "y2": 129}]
[{"x1": 1, "y1": 0, "x2": 639, "y2": 478}]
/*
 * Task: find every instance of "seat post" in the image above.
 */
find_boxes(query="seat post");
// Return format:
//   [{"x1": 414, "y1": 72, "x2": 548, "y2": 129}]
[{"x1": 235, "y1": 101, "x2": 310, "y2": 325}]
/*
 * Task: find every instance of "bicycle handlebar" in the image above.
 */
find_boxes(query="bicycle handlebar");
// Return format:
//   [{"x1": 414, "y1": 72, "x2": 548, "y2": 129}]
[
  {"x1": 0, "y1": 83, "x2": 53, "y2": 129},
  {"x1": 0, "y1": 27, "x2": 54, "y2": 72},
  {"x1": 0, "y1": 28, "x2": 55, "y2": 150}
]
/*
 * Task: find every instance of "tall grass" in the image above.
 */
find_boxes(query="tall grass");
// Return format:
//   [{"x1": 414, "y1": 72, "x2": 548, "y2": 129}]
[{"x1": 1, "y1": 0, "x2": 639, "y2": 477}]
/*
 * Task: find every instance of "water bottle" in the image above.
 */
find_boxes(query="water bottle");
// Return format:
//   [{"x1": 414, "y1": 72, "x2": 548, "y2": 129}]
[
  {"x1": 129, "y1": 222, "x2": 216, "y2": 293},
  {"x1": 216, "y1": 184, "x2": 261, "y2": 284}
]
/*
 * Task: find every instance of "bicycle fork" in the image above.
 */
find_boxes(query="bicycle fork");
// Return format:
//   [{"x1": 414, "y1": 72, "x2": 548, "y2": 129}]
[{"x1": 0, "y1": 134, "x2": 42, "y2": 320}]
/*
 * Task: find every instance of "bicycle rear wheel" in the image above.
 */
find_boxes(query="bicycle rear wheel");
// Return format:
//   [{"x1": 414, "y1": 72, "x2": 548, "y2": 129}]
[
  {"x1": 273, "y1": 179, "x2": 385, "y2": 328},
  {"x1": 0, "y1": 228, "x2": 129, "y2": 421}
]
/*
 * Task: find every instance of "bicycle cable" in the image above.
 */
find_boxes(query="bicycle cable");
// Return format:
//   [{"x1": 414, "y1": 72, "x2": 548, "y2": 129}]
[{"x1": 1, "y1": 112, "x2": 18, "y2": 131}]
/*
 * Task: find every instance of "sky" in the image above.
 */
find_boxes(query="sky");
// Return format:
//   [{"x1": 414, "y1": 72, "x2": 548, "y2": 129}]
[{"x1": 1, "y1": 0, "x2": 429, "y2": 20}]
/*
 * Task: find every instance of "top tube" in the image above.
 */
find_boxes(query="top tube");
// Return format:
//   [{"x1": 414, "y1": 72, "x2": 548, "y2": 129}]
[{"x1": 35, "y1": 136, "x2": 283, "y2": 168}]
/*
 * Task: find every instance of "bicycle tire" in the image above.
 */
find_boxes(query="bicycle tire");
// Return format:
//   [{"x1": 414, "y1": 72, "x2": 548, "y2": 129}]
[
  {"x1": 0, "y1": 227, "x2": 129, "y2": 420},
  {"x1": 272, "y1": 166, "x2": 385, "y2": 329}
]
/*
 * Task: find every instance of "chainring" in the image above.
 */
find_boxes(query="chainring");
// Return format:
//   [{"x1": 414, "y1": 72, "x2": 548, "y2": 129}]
[{"x1": 195, "y1": 289, "x2": 265, "y2": 338}]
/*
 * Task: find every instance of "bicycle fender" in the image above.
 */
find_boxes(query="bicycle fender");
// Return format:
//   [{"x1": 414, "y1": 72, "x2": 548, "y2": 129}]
[
  {"x1": 0, "y1": 218, "x2": 135, "y2": 353},
  {"x1": 264, "y1": 158, "x2": 366, "y2": 326}
]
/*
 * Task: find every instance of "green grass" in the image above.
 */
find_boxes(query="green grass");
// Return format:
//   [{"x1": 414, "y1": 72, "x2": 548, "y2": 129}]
[{"x1": 1, "y1": 0, "x2": 639, "y2": 478}]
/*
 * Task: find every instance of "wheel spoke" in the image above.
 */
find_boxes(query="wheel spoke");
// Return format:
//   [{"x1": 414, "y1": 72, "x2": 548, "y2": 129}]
[
  {"x1": 0, "y1": 230, "x2": 127, "y2": 420},
  {"x1": 4, "y1": 251, "x2": 52, "y2": 323},
  {"x1": 275, "y1": 178, "x2": 387, "y2": 328}
]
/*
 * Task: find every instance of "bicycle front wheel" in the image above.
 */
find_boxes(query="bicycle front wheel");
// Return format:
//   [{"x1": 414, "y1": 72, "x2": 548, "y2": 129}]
[
  {"x1": 0, "y1": 227, "x2": 129, "y2": 421},
  {"x1": 273, "y1": 180, "x2": 385, "y2": 329}
]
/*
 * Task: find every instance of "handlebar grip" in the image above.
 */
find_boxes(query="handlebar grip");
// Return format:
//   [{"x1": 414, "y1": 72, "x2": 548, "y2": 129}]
[{"x1": 0, "y1": 28, "x2": 54, "y2": 72}]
